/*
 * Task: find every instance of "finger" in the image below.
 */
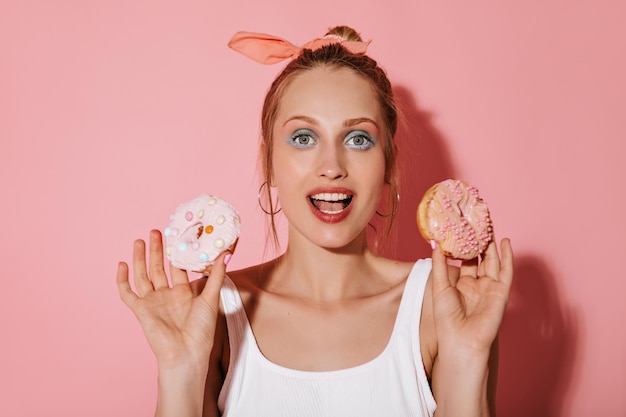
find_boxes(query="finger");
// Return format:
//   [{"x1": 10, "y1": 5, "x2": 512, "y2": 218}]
[
  {"x1": 170, "y1": 262, "x2": 190, "y2": 286},
  {"x1": 199, "y1": 251, "x2": 230, "y2": 307},
  {"x1": 431, "y1": 243, "x2": 452, "y2": 296},
  {"x1": 479, "y1": 237, "x2": 501, "y2": 279},
  {"x1": 148, "y1": 229, "x2": 170, "y2": 290},
  {"x1": 132, "y1": 239, "x2": 154, "y2": 296},
  {"x1": 460, "y1": 256, "x2": 479, "y2": 279},
  {"x1": 117, "y1": 262, "x2": 139, "y2": 307},
  {"x1": 498, "y1": 238, "x2": 514, "y2": 287}
]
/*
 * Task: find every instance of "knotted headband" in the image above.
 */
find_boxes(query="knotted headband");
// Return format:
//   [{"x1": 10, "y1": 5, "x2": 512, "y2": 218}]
[{"x1": 228, "y1": 31, "x2": 371, "y2": 65}]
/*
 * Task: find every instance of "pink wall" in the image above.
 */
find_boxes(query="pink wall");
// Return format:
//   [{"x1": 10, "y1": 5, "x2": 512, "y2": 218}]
[{"x1": 2, "y1": 1, "x2": 624, "y2": 416}]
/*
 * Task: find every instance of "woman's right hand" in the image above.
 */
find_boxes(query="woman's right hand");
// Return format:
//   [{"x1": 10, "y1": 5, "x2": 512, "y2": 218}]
[{"x1": 116, "y1": 229, "x2": 228, "y2": 371}]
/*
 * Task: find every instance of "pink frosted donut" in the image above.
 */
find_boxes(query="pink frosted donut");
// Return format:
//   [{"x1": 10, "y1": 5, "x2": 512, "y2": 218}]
[
  {"x1": 417, "y1": 179, "x2": 493, "y2": 260},
  {"x1": 164, "y1": 194, "x2": 241, "y2": 273}
]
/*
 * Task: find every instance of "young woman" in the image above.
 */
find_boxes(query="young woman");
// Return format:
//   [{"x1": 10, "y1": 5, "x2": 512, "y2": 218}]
[{"x1": 117, "y1": 26, "x2": 514, "y2": 417}]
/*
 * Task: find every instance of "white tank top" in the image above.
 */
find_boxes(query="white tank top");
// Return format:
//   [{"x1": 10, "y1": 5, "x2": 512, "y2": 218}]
[{"x1": 218, "y1": 259, "x2": 437, "y2": 416}]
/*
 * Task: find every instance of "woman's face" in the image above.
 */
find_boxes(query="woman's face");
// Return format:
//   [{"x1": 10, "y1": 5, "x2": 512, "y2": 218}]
[{"x1": 271, "y1": 66, "x2": 386, "y2": 249}]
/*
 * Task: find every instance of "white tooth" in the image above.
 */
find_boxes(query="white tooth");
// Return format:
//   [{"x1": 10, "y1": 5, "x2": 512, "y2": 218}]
[
  {"x1": 310, "y1": 192, "x2": 350, "y2": 201},
  {"x1": 321, "y1": 208, "x2": 343, "y2": 214}
]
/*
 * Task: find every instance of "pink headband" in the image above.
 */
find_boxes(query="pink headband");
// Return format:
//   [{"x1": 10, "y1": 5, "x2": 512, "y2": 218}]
[{"x1": 228, "y1": 31, "x2": 371, "y2": 65}]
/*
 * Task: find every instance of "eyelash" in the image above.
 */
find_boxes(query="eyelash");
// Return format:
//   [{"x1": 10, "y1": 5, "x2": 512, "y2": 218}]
[
  {"x1": 289, "y1": 129, "x2": 317, "y2": 148},
  {"x1": 287, "y1": 129, "x2": 376, "y2": 149},
  {"x1": 344, "y1": 131, "x2": 375, "y2": 149}
]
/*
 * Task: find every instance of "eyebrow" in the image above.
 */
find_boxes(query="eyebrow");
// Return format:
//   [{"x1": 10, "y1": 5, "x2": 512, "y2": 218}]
[
  {"x1": 343, "y1": 117, "x2": 379, "y2": 128},
  {"x1": 283, "y1": 115, "x2": 379, "y2": 128},
  {"x1": 284, "y1": 115, "x2": 318, "y2": 126}
]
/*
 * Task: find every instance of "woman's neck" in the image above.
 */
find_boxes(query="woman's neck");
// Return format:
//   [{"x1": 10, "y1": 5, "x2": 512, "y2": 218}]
[{"x1": 267, "y1": 229, "x2": 382, "y2": 302}]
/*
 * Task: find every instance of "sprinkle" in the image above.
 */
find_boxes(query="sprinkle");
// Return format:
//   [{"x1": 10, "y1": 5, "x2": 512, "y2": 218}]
[
  {"x1": 197, "y1": 210, "x2": 204, "y2": 219},
  {"x1": 170, "y1": 228, "x2": 179, "y2": 237},
  {"x1": 208, "y1": 198, "x2": 217, "y2": 206},
  {"x1": 185, "y1": 211, "x2": 193, "y2": 221},
  {"x1": 164, "y1": 227, "x2": 171, "y2": 237},
  {"x1": 165, "y1": 246, "x2": 172, "y2": 256},
  {"x1": 205, "y1": 225, "x2": 214, "y2": 234},
  {"x1": 177, "y1": 242, "x2": 188, "y2": 251},
  {"x1": 216, "y1": 215, "x2": 225, "y2": 225},
  {"x1": 192, "y1": 242, "x2": 200, "y2": 250},
  {"x1": 214, "y1": 238, "x2": 224, "y2": 248},
  {"x1": 198, "y1": 252, "x2": 209, "y2": 262}
]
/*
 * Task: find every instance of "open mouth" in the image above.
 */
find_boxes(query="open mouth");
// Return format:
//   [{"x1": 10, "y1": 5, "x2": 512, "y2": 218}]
[{"x1": 309, "y1": 192, "x2": 353, "y2": 215}]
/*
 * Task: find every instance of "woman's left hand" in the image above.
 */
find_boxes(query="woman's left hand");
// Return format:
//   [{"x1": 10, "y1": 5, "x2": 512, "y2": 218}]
[{"x1": 431, "y1": 238, "x2": 514, "y2": 357}]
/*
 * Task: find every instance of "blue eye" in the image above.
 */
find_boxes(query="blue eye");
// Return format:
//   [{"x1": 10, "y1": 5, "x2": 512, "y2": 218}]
[
  {"x1": 345, "y1": 130, "x2": 375, "y2": 149},
  {"x1": 289, "y1": 129, "x2": 317, "y2": 148}
]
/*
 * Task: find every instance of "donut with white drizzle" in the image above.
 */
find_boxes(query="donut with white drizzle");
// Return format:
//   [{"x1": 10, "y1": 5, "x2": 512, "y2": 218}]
[
  {"x1": 164, "y1": 194, "x2": 240, "y2": 273},
  {"x1": 417, "y1": 179, "x2": 493, "y2": 260}
]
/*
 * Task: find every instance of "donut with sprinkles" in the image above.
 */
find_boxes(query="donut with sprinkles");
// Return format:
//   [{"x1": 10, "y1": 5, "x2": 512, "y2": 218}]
[
  {"x1": 164, "y1": 194, "x2": 240, "y2": 273},
  {"x1": 417, "y1": 179, "x2": 493, "y2": 260}
]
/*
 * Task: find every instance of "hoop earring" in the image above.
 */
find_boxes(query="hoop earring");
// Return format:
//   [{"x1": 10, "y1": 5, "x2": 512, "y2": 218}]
[
  {"x1": 376, "y1": 184, "x2": 400, "y2": 218},
  {"x1": 258, "y1": 181, "x2": 282, "y2": 215}
]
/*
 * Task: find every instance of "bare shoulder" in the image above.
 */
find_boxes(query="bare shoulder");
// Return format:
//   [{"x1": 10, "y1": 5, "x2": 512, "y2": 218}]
[
  {"x1": 224, "y1": 258, "x2": 280, "y2": 298},
  {"x1": 421, "y1": 260, "x2": 462, "y2": 379},
  {"x1": 369, "y1": 256, "x2": 416, "y2": 286},
  {"x1": 187, "y1": 259, "x2": 279, "y2": 303}
]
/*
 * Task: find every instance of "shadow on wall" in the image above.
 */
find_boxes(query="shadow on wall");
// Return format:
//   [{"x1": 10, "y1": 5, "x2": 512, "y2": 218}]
[
  {"x1": 376, "y1": 85, "x2": 456, "y2": 261},
  {"x1": 497, "y1": 256, "x2": 578, "y2": 417},
  {"x1": 383, "y1": 86, "x2": 579, "y2": 416}
]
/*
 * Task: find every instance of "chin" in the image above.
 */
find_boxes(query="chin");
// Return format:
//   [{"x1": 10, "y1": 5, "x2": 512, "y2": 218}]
[{"x1": 312, "y1": 229, "x2": 369, "y2": 252}]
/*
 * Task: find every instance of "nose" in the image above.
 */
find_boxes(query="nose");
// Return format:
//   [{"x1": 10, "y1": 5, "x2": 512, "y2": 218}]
[{"x1": 317, "y1": 143, "x2": 347, "y2": 180}]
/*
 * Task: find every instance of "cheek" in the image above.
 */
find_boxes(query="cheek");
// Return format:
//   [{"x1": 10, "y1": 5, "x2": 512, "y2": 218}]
[
  {"x1": 367, "y1": 149, "x2": 387, "y2": 182},
  {"x1": 369, "y1": 155, "x2": 388, "y2": 201},
  {"x1": 271, "y1": 148, "x2": 305, "y2": 189},
  {"x1": 377, "y1": 142, "x2": 393, "y2": 184}
]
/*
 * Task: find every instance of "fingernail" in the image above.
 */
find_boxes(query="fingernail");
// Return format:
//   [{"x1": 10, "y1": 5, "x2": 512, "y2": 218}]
[
  {"x1": 224, "y1": 253, "x2": 232, "y2": 266},
  {"x1": 430, "y1": 240, "x2": 437, "y2": 250}
]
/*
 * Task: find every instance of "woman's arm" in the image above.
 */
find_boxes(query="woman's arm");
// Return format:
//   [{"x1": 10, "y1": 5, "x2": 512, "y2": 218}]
[
  {"x1": 432, "y1": 338, "x2": 500, "y2": 416},
  {"x1": 430, "y1": 239, "x2": 513, "y2": 417},
  {"x1": 202, "y1": 287, "x2": 229, "y2": 417},
  {"x1": 117, "y1": 230, "x2": 229, "y2": 417},
  {"x1": 155, "y1": 363, "x2": 211, "y2": 417}
]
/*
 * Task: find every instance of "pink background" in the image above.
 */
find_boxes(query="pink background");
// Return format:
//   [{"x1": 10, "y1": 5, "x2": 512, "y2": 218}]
[{"x1": 2, "y1": 1, "x2": 624, "y2": 416}]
